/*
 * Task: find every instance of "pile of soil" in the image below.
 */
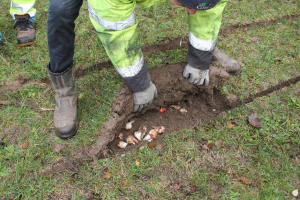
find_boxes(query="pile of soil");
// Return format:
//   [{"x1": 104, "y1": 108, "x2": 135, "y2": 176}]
[{"x1": 88, "y1": 63, "x2": 232, "y2": 158}]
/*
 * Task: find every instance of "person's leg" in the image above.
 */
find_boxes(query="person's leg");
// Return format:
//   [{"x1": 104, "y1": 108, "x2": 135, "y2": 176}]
[
  {"x1": 47, "y1": 0, "x2": 83, "y2": 73},
  {"x1": 187, "y1": 0, "x2": 241, "y2": 75},
  {"x1": 10, "y1": 0, "x2": 36, "y2": 46},
  {"x1": 46, "y1": 0, "x2": 83, "y2": 139},
  {"x1": 88, "y1": 0, "x2": 157, "y2": 112}
]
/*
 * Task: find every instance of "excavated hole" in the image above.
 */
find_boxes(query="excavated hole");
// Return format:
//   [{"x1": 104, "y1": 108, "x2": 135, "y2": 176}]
[{"x1": 107, "y1": 88, "x2": 231, "y2": 154}]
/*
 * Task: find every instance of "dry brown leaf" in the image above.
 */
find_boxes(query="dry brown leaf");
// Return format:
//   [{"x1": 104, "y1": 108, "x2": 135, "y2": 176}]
[
  {"x1": 148, "y1": 141, "x2": 157, "y2": 148},
  {"x1": 140, "y1": 188, "x2": 147, "y2": 198},
  {"x1": 136, "y1": 161, "x2": 140, "y2": 166},
  {"x1": 53, "y1": 144, "x2": 63, "y2": 153},
  {"x1": 173, "y1": 182, "x2": 182, "y2": 191},
  {"x1": 203, "y1": 144, "x2": 209, "y2": 150},
  {"x1": 122, "y1": 180, "x2": 128, "y2": 187},
  {"x1": 215, "y1": 139, "x2": 223, "y2": 148},
  {"x1": 226, "y1": 123, "x2": 234, "y2": 129},
  {"x1": 167, "y1": 155, "x2": 172, "y2": 161},
  {"x1": 22, "y1": 142, "x2": 28, "y2": 149},
  {"x1": 155, "y1": 142, "x2": 166, "y2": 151},
  {"x1": 237, "y1": 83, "x2": 242, "y2": 87},
  {"x1": 104, "y1": 172, "x2": 112, "y2": 180},
  {"x1": 240, "y1": 177, "x2": 251, "y2": 185},
  {"x1": 295, "y1": 88, "x2": 300, "y2": 95},
  {"x1": 248, "y1": 112, "x2": 262, "y2": 128}
]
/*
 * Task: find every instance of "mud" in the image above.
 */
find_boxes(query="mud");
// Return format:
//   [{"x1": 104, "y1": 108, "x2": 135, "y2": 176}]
[{"x1": 88, "y1": 63, "x2": 231, "y2": 157}]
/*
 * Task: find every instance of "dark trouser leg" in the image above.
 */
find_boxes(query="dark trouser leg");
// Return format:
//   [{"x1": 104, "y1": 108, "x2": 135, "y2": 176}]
[
  {"x1": 47, "y1": 0, "x2": 83, "y2": 73},
  {"x1": 46, "y1": 0, "x2": 82, "y2": 139}
]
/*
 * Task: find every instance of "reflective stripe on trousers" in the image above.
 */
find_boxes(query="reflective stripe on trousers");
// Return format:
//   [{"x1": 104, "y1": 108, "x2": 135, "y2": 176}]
[{"x1": 10, "y1": 0, "x2": 36, "y2": 19}]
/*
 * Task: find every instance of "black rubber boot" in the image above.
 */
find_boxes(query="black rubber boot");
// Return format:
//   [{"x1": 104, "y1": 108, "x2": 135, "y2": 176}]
[
  {"x1": 212, "y1": 47, "x2": 242, "y2": 75},
  {"x1": 47, "y1": 64, "x2": 78, "y2": 139}
]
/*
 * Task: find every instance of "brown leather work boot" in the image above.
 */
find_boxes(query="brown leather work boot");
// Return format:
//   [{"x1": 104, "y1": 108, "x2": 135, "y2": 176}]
[
  {"x1": 14, "y1": 14, "x2": 36, "y2": 47},
  {"x1": 212, "y1": 47, "x2": 242, "y2": 75},
  {"x1": 47, "y1": 64, "x2": 78, "y2": 139}
]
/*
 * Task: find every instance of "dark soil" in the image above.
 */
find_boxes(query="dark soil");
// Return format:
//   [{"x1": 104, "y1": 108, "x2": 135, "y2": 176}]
[{"x1": 88, "y1": 63, "x2": 232, "y2": 157}]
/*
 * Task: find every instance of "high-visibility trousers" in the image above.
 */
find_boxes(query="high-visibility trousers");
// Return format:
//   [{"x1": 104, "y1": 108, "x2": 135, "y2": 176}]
[
  {"x1": 10, "y1": 0, "x2": 36, "y2": 20},
  {"x1": 88, "y1": 0, "x2": 227, "y2": 92}
]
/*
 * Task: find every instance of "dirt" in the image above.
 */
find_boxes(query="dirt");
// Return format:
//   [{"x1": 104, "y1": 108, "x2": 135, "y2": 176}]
[{"x1": 87, "y1": 63, "x2": 231, "y2": 157}]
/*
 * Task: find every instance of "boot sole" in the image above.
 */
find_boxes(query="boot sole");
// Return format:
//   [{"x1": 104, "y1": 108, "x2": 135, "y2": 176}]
[
  {"x1": 55, "y1": 121, "x2": 78, "y2": 140},
  {"x1": 18, "y1": 40, "x2": 35, "y2": 47},
  {"x1": 228, "y1": 69, "x2": 242, "y2": 75},
  {"x1": 55, "y1": 127, "x2": 78, "y2": 139}
]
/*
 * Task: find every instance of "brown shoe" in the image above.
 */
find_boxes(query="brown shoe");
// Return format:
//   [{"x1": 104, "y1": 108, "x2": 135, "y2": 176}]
[{"x1": 14, "y1": 14, "x2": 36, "y2": 47}]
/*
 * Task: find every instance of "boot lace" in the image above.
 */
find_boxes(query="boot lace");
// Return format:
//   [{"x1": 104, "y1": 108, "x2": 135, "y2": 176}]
[{"x1": 14, "y1": 21, "x2": 34, "y2": 31}]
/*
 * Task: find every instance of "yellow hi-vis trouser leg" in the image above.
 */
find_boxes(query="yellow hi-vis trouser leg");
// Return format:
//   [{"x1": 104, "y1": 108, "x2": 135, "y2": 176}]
[
  {"x1": 187, "y1": 0, "x2": 228, "y2": 70},
  {"x1": 87, "y1": 0, "x2": 165, "y2": 93},
  {"x1": 10, "y1": 0, "x2": 36, "y2": 19}
]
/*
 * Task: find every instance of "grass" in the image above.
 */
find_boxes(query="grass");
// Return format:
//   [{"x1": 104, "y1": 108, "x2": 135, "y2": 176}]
[{"x1": 1, "y1": 0, "x2": 300, "y2": 199}]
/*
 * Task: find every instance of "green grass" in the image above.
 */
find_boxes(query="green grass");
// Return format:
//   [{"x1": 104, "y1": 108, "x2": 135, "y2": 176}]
[{"x1": 1, "y1": 0, "x2": 300, "y2": 199}]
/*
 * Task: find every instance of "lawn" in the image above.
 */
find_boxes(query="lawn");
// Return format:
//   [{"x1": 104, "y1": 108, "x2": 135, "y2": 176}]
[{"x1": 0, "y1": 0, "x2": 300, "y2": 199}]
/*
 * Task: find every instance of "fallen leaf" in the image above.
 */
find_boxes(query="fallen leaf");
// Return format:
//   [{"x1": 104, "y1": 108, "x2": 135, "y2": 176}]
[
  {"x1": 155, "y1": 142, "x2": 166, "y2": 151},
  {"x1": 252, "y1": 180, "x2": 258, "y2": 187},
  {"x1": 172, "y1": 130, "x2": 177, "y2": 134},
  {"x1": 104, "y1": 167, "x2": 108, "y2": 172},
  {"x1": 53, "y1": 144, "x2": 63, "y2": 153},
  {"x1": 44, "y1": 37, "x2": 47, "y2": 41},
  {"x1": 249, "y1": 76, "x2": 253, "y2": 82},
  {"x1": 191, "y1": 185, "x2": 197, "y2": 192},
  {"x1": 208, "y1": 143, "x2": 214, "y2": 148},
  {"x1": 295, "y1": 88, "x2": 300, "y2": 95},
  {"x1": 227, "y1": 168, "x2": 232, "y2": 174},
  {"x1": 136, "y1": 161, "x2": 140, "y2": 166},
  {"x1": 22, "y1": 142, "x2": 28, "y2": 149},
  {"x1": 281, "y1": 87, "x2": 287, "y2": 91},
  {"x1": 240, "y1": 177, "x2": 251, "y2": 185},
  {"x1": 203, "y1": 144, "x2": 209, "y2": 150},
  {"x1": 226, "y1": 123, "x2": 234, "y2": 129},
  {"x1": 248, "y1": 112, "x2": 262, "y2": 128},
  {"x1": 200, "y1": 163, "x2": 205, "y2": 168},
  {"x1": 292, "y1": 189, "x2": 298, "y2": 197},
  {"x1": 122, "y1": 180, "x2": 128, "y2": 187},
  {"x1": 215, "y1": 139, "x2": 223, "y2": 148},
  {"x1": 139, "y1": 144, "x2": 146, "y2": 150},
  {"x1": 140, "y1": 188, "x2": 147, "y2": 198},
  {"x1": 173, "y1": 182, "x2": 182, "y2": 191},
  {"x1": 148, "y1": 141, "x2": 157, "y2": 148},
  {"x1": 104, "y1": 172, "x2": 112, "y2": 180},
  {"x1": 7, "y1": 152, "x2": 13, "y2": 156},
  {"x1": 167, "y1": 155, "x2": 172, "y2": 161},
  {"x1": 256, "y1": 85, "x2": 264, "y2": 91},
  {"x1": 237, "y1": 83, "x2": 242, "y2": 87}
]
